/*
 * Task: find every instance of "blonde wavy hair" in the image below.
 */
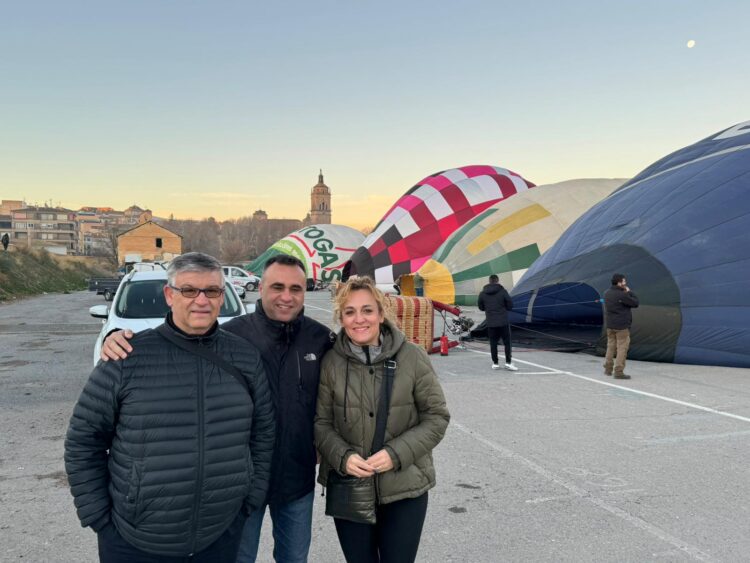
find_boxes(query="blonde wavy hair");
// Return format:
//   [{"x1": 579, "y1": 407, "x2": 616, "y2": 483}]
[{"x1": 332, "y1": 276, "x2": 396, "y2": 326}]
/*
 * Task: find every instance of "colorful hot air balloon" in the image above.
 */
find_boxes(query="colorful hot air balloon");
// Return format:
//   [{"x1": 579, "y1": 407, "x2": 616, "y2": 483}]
[
  {"x1": 417, "y1": 179, "x2": 625, "y2": 305},
  {"x1": 344, "y1": 165, "x2": 535, "y2": 285},
  {"x1": 248, "y1": 224, "x2": 364, "y2": 285},
  {"x1": 511, "y1": 121, "x2": 750, "y2": 367}
]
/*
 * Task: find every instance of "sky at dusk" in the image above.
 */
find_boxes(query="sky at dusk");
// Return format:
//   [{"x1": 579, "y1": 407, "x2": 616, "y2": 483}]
[{"x1": 1, "y1": 1, "x2": 748, "y2": 230}]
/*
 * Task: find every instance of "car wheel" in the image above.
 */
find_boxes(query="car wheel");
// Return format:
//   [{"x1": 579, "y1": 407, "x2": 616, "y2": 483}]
[
  {"x1": 246, "y1": 282, "x2": 257, "y2": 292},
  {"x1": 104, "y1": 289, "x2": 114, "y2": 301}
]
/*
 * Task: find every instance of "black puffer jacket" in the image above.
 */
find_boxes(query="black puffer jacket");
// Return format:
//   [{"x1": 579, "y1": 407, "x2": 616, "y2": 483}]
[
  {"x1": 604, "y1": 286, "x2": 639, "y2": 330},
  {"x1": 64, "y1": 317, "x2": 275, "y2": 557},
  {"x1": 478, "y1": 283, "x2": 513, "y2": 327},
  {"x1": 223, "y1": 300, "x2": 335, "y2": 504}
]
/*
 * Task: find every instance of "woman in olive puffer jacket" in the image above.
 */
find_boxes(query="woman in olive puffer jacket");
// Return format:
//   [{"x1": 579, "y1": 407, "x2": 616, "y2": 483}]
[{"x1": 315, "y1": 276, "x2": 450, "y2": 563}]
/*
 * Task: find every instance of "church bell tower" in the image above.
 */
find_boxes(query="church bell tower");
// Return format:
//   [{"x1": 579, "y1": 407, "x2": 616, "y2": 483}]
[{"x1": 309, "y1": 169, "x2": 332, "y2": 224}]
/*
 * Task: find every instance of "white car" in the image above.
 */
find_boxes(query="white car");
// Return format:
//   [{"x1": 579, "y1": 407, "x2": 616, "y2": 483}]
[
  {"x1": 222, "y1": 266, "x2": 260, "y2": 293},
  {"x1": 89, "y1": 270, "x2": 253, "y2": 366}
]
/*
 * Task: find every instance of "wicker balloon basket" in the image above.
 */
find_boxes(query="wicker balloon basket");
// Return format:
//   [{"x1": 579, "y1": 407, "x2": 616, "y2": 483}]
[{"x1": 385, "y1": 295, "x2": 434, "y2": 354}]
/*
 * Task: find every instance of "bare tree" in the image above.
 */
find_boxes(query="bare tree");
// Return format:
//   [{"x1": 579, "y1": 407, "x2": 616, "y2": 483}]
[
  {"x1": 90, "y1": 224, "x2": 122, "y2": 270},
  {"x1": 219, "y1": 239, "x2": 251, "y2": 264}
]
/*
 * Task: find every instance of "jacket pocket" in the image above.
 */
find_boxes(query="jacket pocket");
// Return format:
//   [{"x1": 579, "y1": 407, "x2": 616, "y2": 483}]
[
  {"x1": 125, "y1": 461, "x2": 143, "y2": 524},
  {"x1": 246, "y1": 450, "x2": 254, "y2": 493}
]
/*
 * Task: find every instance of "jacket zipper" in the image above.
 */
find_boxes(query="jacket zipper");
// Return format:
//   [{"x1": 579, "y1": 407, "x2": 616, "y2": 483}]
[
  {"x1": 189, "y1": 348, "x2": 206, "y2": 556},
  {"x1": 296, "y1": 351, "x2": 302, "y2": 391},
  {"x1": 371, "y1": 360, "x2": 381, "y2": 504}
]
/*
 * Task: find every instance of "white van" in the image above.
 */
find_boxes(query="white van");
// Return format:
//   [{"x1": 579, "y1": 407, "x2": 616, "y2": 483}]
[{"x1": 222, "y1": 266, "x2": 260, "y2": 292}]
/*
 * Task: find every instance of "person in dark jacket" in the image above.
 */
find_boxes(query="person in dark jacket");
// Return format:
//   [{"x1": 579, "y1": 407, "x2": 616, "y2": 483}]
[
  {"x1": 603, "y1": 273, "x2": 639, "y2": 379},
  {"x1": 477, "y1": 274, "x2": 518, "y2": 371},
  {"x1": 315, "y1": 276, "x2": 450, "y2": 563},
  {"x1": 65, "y1": 252, "x2": 275, "y2": 562},
  {"x1": 100, "y1": 254, "x2": 335, "y2": 563}
]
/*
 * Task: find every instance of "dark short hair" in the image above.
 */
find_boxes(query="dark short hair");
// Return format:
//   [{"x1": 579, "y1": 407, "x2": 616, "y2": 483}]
[
  {"x1": 611, "y1": 273, "x2": 626, "y2": 285},
  {"x1": 489, "y1": 274, "x2": 499, "y2": 283},
  {"x1": 264, "y1": 254, "x2": 306, "y2": 274}
]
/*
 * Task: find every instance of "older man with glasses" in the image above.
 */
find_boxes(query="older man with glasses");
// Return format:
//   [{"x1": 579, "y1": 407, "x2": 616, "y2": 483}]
[{"x1": 65, "y1": 252, "x2": 276, "y2": 562}]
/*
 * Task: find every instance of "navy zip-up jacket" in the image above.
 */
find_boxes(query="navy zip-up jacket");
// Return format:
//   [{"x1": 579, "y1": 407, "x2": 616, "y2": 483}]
[{"x1": 223, "y1": 300, "x2": 334, "y2": 504}]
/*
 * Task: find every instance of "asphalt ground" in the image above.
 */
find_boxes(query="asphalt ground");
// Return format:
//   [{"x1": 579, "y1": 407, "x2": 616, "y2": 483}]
[{"x1": 1, "y1": 290, "x2": 749, "y2": 562}]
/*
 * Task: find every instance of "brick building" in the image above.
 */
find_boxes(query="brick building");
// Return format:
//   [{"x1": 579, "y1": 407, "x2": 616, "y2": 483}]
[{"x1": 117, "y1": 219, "x2": 182, "y2": 265}]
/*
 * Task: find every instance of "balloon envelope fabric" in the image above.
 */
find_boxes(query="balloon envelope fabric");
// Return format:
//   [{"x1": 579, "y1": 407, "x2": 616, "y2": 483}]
[
  {"x1": 417, "y1": 178, "x2": 625, "y2": 306},
  {"x1": 248, "y1": 224, "x2": 365, "y2": 284},
  {"x1": 510, "y1": 121, "x2": 750, "y2": 368},
  {"x1": 344, "y1": 165, "x2": 535, "y2": 285}
]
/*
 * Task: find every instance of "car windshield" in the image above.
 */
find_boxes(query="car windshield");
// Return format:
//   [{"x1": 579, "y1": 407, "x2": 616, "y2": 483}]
[{"x1": 114, "y1": 280, "x2": 243, "y2": 319}]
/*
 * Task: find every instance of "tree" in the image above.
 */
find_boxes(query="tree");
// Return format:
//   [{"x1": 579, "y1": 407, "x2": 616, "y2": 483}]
[{"x1": 91, "y1": 224, "x2": 122, "y2": 270}]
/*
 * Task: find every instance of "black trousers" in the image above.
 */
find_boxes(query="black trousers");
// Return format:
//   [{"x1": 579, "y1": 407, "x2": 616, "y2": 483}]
[
  {"x1": 97, "y1": 512, "x2": 245, "y2": 563},
  {"x1": 488, "y1": 324, "x2": 512, "y2": 364},
  {"x1": 334, "y1": 492, "x2": 429, "y2": 563}
]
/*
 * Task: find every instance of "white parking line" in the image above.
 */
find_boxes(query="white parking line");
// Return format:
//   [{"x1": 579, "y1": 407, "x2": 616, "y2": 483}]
[
  {"x1": 508, "y1": 371, "x2": 563, "y2": 375},
  {"x1": 452, "y1": 421, "x2": 714, "y2": 562},
  {"x1": 465, "y1": 348, "x2": 750, "y2": 424},
  {"x1": 637, "y1": 430, "x2": 750, "y2": 445}
]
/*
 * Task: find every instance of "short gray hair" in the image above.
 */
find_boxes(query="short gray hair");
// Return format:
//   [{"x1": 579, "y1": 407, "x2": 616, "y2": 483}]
[{"x1": 167, "y1": 252, "x2": 224, "y2": 286}]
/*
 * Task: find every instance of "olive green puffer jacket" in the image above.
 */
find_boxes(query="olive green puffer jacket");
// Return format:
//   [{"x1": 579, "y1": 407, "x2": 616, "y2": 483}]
[{"x1": 315, "y1": 320, "x2": 450, "y2": 505}]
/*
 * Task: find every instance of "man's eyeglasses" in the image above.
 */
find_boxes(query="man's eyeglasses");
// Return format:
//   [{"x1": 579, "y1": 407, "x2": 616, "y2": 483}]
[{"x1": 169, "y1": 286, "x2": 225, "y2": 299}]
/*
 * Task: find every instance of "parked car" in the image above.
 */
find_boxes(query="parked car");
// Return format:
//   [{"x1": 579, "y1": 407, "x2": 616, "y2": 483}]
[
  {"x1": 88, "y1": 277, "x2": 123, "y2": 301},
  {"x1": 222, "y1": 265, "x2": 260, "y2": 292},
  {"x1": 89, "y1": 270, "x2": 253, "y2": 366}
]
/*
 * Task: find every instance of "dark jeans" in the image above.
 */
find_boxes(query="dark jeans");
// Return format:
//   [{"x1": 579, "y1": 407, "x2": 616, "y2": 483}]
[
  {"x1": 488, "y1": 324, "x2": 512, "y2": 364},
  {"x1": 334, "y1": 493, "x2": 428, "y2": 563},
  {"x1": 97, "y1": 512, "x2": 245, "y2": 563},
  {"x1": 236, "y1": 490, "x2": 315, "y2": 563}
]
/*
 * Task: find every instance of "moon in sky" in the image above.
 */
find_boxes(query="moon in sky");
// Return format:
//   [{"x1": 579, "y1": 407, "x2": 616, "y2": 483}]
[{"x1": 687, "y1": 39, "x2": 696, "y2": 48}]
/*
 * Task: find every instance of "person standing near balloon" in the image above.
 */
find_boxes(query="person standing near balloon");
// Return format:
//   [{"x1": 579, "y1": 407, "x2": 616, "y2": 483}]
[
  {"x1": 478, "y1": 274, "x2": 518, "y2": 371},
  {"x1": 603, "y1": 273, "x2": 639, "y2": 379},
  {"x1": 315, "y1": 276, "x2": 449, "y2": 563}
]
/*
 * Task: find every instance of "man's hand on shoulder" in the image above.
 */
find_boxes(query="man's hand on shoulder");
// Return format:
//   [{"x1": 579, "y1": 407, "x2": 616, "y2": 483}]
[{"x1": 101, "y1": 329, "x2": 135, "y2": 361}]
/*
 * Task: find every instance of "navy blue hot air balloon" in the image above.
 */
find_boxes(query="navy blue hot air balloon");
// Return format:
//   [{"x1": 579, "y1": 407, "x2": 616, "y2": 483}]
[{"x1": 510, "y1": 121, "x2": 750, "y2": 368}]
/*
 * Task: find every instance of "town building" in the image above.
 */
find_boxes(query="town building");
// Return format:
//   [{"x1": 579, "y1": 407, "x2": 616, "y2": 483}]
[
  {"x1": 308, "y1": 169, "x2": 332, "y2": 224},
  {"x1": 75, "y1": 205, "x2": 153, "y2": 255},
  {"x1": 1, "y1": 200, "x2": 25, "y2": 216},
  {"x1": 117, "y1": 219, "x2": 182, "y2": 265},
  {"x1": 10, "y1": 206, "x2": 79, "y2": 254}
]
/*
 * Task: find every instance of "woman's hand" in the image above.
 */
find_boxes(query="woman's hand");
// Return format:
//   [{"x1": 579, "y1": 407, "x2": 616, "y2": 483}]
[
  {"x1": 365, "y1": 449, "x2": 394, "y2": 473},
  {"x1": 345, "y1": 454, "x2": 376, "y2": 478}
]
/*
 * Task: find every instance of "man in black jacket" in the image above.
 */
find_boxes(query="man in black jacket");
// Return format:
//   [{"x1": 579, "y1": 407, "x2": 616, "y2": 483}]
[
  {"x1": 603, "y1": 273, "x2": 639, "y2": 379},
  {"x1": 65, "y1": 252, "x2": 275, "y2": 562},
  {"x1": 101, "y1": 254, "x2": 335, "y2": 563},
  {"x1": 478, "y1": 274, "x2": 518, "y2": 371}
]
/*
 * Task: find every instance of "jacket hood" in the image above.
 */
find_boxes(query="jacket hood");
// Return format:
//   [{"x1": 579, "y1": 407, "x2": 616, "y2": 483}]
[
  {"x1": 482, "y1": 283, "x2": 504, "y2": 295},
  {"x1": 333, "y1": 318, "x2": 405, "y2": 364}
]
